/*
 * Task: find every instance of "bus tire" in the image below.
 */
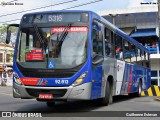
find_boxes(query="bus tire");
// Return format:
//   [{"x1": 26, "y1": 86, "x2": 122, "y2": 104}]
[
  {"x1": 46, "y1": 101, "x2": 55, "y2": 107},
  {"x1": 100, "y1": 81, "x2": 111, "y2": 106},
  {"x1": 136, "y1": 81, "x2": 142, "y2": 97}
]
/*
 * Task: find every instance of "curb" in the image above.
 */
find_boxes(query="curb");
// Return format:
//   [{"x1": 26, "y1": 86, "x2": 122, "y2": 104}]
[
  {"x1": 141, "y1": 85, "x2": 160, "y2": 96},
  {"x1": 0, "y1": 85, "x2": 12, "y2": 87}
]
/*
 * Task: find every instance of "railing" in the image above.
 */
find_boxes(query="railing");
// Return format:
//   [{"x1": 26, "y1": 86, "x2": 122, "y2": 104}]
[
  {"x1": 116, "y1": 46, "x2": 159, "y2": 60},
  {"x1": 146, "y1": 46, "x2": 159, "y2": 54}
]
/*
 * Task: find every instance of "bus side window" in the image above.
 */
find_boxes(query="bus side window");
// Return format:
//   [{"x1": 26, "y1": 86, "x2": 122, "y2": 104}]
[
  {"x1": 92, "y1": 24, "x2": 103, "y2": 57},
  {"x1": 92, "y1": 29, "x2": 98, "y2": 56},
  {"x1": 123, "y1": 41, "x2": 131, "y2": 62},
  {"x1": 115, "y1": 35, "x2": 123, "y2": 60},
  {"x1": 104, "y1": 28, "x2": 111, "y2": 57}
]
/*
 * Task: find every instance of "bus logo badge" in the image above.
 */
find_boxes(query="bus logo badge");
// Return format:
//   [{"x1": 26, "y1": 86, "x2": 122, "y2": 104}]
[
  {"x1": 37, "y1": 79, "x2": 48, "y2": 86},
  {"x1": 40, "y1": 79, "x2": 48, "y2": 86},
  {"x1": 48, "y1": 61, "x2": 55, "y2": 68}
]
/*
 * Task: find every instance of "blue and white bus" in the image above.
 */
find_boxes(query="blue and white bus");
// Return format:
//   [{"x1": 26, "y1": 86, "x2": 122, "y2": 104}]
[{"x1": 6, "y1": 10, "x2": 151, "y2": 106}]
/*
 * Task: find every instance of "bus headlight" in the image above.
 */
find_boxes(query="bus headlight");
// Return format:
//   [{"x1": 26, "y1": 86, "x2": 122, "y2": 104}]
[
  {"x1": 13, "y1": 74, "x2": 22, "y2": 85},
  {"x1": 72, "y1": 71, "x2": 88, "y2": 87}
]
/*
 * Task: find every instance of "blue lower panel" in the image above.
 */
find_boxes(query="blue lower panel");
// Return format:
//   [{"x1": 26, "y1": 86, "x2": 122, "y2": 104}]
[{"x1": 91, "y1": 65, "x2": 102, "y2": 99}]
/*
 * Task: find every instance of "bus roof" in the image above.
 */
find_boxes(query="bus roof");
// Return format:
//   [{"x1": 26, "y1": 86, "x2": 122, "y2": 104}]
[{"x1": 23, "y1": 10, "x2": 93, "y2": 16}]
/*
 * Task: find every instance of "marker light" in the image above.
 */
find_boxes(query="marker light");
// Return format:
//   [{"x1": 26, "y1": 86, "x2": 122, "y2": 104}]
[{"x1": 72, "y1": 71, "x2": 88, "y2": 87}]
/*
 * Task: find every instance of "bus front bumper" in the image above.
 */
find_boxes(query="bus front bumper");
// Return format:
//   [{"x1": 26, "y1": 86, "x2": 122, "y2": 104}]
[{"x1": 13, "y1": 82, "x2": 92, "y2": 100}]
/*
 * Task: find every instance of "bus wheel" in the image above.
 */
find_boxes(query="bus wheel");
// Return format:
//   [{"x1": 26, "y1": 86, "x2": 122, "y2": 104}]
[
  {"x1": 100, "y1": 81, "x2": 112, "y2": 106},
  {"x1": 136, "y1": 82, "x2": 142, "y2": 97},
  {"x1": 46, "y1": 102, "x2": 55, "y2": 107}
]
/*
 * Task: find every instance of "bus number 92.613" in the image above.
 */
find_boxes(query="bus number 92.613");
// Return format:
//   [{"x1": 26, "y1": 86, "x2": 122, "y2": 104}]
[{"x1": 55, "y1": 80, "x2": 69, "y2": 85}]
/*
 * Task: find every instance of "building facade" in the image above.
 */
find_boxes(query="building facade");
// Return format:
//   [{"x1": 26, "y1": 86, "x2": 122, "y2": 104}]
[
  {"x1": 0, "y1": 44, "x2": 14, "y2": 72},
  {"x1": 98, "y1": 5, "x2": 160, "y2": 86}
]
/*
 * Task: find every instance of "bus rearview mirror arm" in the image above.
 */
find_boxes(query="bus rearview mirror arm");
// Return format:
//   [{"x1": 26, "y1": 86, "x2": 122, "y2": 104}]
[{"x1": 6, "y1": 30, "x2": 11, "y2": 44}]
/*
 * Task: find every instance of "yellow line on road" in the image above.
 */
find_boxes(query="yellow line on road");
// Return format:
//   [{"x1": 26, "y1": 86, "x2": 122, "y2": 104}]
[{"x1": 0, "y1": 92, "x2": 12, "y2": 96}]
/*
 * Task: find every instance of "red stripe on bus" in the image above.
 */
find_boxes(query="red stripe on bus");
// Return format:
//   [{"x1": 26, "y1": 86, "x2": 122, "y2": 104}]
[
  {"x1": 128, "y1": 66, "x2": 132, "y2": 93},
  {"x1": 20, "y1": 78, "x2": 40, "y2": 85}
]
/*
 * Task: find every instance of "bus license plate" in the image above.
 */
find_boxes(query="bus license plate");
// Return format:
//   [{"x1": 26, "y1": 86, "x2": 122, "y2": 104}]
[{"x1": 38, "y1": 94, "x2": 53, "y2": 99}]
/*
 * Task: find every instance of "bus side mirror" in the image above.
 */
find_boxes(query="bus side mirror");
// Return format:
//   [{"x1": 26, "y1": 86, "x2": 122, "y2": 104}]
[
  {"x1": 6, "y1": 30, "x2": 11, "y2": 44},
  {"x1": 6, "y1": 24, "x2": 19, "y2": 44}
]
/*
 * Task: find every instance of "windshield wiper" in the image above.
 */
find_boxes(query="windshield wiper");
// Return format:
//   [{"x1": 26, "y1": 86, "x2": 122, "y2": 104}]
[
  {"x1": 56, "y1": 23, "x2": 72, "y2": 53},
  {"x1": 31, "y1": 15, "x2": 44, "y2": 44},
  {"x1": 32, "y1": 24, "x2": 44, "y2": 44}
]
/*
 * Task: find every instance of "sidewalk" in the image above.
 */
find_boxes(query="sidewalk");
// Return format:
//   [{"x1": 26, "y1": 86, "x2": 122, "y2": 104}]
[
  {"x1": 154, "y1": 97, "x2": 160, "y2": 101},
  {"x1": 0, "y1": 77, "x2": 12, "y2": 86}
]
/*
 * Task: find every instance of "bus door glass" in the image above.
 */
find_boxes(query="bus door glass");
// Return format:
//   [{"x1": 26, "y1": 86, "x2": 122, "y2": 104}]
[{"x1": 91, "y1": 21, "x2": 104, "y2": 99}]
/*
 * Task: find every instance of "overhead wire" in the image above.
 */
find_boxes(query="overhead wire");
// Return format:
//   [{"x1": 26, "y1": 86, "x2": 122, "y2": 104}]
[
  {"x1": 0, "y1": 19, "x2": 21, "y2": 24},
  {"x1": 8, "y1": 0, "x2": 18, "y2": 3},
  {"x1": 0, "y1": 0, "x2": 103, "y2": 24},
  {"x1": 0, "y1": 0, "x2": 78, "y2": 17},
  {"x1": 63, "y1": 0, "x2": 103, "y2": 10}
]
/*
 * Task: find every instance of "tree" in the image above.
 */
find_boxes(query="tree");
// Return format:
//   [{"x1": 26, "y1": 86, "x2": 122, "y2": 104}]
[{"x1": 0, "y1": 23, "x2": 7, "y2": 44}]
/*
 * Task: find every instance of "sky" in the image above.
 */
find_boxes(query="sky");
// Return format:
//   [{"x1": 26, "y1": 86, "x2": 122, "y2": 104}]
[{"x1": 0, "y1": 0, "x2": 158, "y2": 25}]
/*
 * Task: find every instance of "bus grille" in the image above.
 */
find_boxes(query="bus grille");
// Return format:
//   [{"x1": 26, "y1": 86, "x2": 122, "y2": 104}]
[
  {"x1": 26, "y1": 88, "x2": 67, "y2": 97},
  {"x1": 21, "y1": 72, "x2": 74, "y2": 78}
]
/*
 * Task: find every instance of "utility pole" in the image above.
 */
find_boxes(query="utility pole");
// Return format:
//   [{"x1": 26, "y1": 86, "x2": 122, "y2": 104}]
[{"x1": 109, "y1": 14, "x2": 117, "y2": 26}]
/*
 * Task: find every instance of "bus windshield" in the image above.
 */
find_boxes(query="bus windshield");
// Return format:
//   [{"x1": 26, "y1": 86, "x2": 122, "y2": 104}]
[{"x1": 17, "y1": 25, "x2": 88, "y2": 69}]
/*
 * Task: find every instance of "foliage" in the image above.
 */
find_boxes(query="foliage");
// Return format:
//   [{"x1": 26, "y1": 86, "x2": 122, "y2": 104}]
[{"x1": 0, "y1": 23, "x2": 7, "y2": 44}]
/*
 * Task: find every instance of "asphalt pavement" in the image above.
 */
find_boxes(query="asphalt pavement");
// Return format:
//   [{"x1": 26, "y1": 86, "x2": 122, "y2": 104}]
[{"x1": 0, "y1": 86, "x2": 160, "y2": 119}]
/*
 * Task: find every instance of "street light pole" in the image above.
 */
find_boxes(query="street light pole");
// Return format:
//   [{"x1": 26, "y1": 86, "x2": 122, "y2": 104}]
[{"x1": 109, "y1": 14, "x2": 117, "y2": 25}]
